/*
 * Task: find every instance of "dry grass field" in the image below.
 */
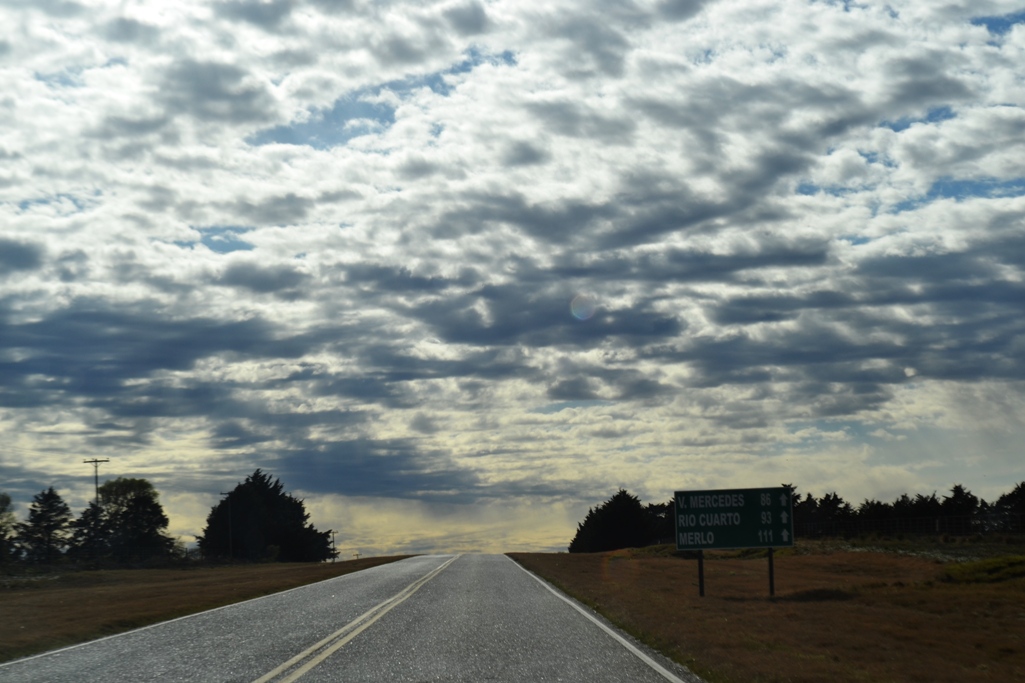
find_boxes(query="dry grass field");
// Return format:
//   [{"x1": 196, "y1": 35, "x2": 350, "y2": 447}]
[
  {"x1": 0, "y1": 556, "x2": 408, "y2": 664},
  {"x1": 4, "y1": 541, "x2": 1024, "y2": 682},
  {"x1": 510, "y1": 540, "x2": 1025, "y2": 683}
]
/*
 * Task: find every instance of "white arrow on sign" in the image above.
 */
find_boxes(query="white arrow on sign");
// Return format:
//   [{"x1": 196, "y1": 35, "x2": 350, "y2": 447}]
[
  {"x1": 781, "y1": 511, "x2": 789, "y2": 524},
  {"x1": 782, "y1": 529, "x2": 790, "y2": 542},
  {"x1": 779, "y1": 492, "x2": 789, "y2": 506}
]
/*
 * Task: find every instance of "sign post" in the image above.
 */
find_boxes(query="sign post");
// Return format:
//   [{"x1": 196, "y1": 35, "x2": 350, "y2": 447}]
[{"x1": 674, "y1": 486, "x2": 794, "y2": 596}]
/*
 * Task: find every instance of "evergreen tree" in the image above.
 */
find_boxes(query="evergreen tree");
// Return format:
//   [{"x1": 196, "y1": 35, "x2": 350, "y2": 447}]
[
  {"x1": 857, "y1": 499, "x2": 893, "y2": 535},
  {"x1": 198, "y1": 470, "x2": 335, "y2": 562},
  {"x1": 909, "y1": 492, "x2": 942, "y2": 533},
  {"x1": 568, "y1": 489, "x2": 652, "y2": 553},
  {"x1": 993, "y1": 481, "x2": 1025, "y2": 532},
  {"x1": 940, "y1": 484, "x2": 979, "y2": 535},
  {"x1": 0, "y1": 492, "x2": 16, "y2": 563},
  {"x1": 792, "y1": 492, "x2": 819, "y2": 537},
  {"x1": 15, "y1": 487, "x2": 72, "y2": 565},
  {"x1": 890, "y1": 493, "x2": 915, "y2": 533},
  {"x1": 67, "y1": 501, "x2": 110, "y2": 564},
  {"x1": 645, "y1": 499, "x2": 675, "y2": 543}
]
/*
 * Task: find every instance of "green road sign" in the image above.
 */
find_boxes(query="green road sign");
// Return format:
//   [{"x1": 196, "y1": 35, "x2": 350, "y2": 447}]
[{"x1": 675, "y1": 487, "x2": 794, "y2": 551}]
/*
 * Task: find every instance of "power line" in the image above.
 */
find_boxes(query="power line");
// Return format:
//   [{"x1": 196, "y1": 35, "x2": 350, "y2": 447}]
[{"x1": 83, "y1": 458, "x2": 110, "y2": 504}]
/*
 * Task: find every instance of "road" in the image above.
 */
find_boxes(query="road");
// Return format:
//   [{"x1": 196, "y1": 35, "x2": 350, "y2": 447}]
[{"x1": 0, "y1": 554, "x2": 701, "y2": 682}]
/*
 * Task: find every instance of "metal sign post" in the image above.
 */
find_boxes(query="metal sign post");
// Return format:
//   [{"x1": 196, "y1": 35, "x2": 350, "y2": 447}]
[
  {"x1": 697, "y1": 550, "x2": 705, "y2": 597},
  {"x1": 674, "y1": 486, "x2": 794, "y2": 596}
]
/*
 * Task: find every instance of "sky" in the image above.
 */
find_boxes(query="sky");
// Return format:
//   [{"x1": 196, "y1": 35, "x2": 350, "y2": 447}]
[{"x1": 1, "y1": 0, "x2": 1024, "y2": 555}]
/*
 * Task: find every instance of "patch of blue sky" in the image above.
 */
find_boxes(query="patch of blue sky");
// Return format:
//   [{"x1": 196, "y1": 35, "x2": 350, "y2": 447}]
[
  {"x1": 840, "y1": 235, "x2": 872, "y2": 246},
  {"x1": 929, "y1": 177, "x2": 1025, "y2": 200},
  {"x1": 857, "y1": 150, "x2": 897, "y2": 169},
  {"x1": 795, "y1": 181, "x2": 868, "y2": 198},
  {"x1": 442, "y1": 47, "x2": 515, "y2": 80},
  {"x1": 880, "y1": 105, "x2": 956, "y2": 133},
  {"x1": 17, "y1": 193, "x2": 88, "y2": 214},
  {"x1": 971, "y1": 10, "x2": 1025, "y2": 35},
  {"x1": 892, "y1": 176, "x2": 1025, "y2": 213},
  {"x1": 691, "y1": 48, "x2": 716, "y2": 65},
  {"x1": 33, "y1": 66, "x2": 89, "y2": 88},
  {"x1": 350, "y1": 47, "x2": 514, "y2": 102},
  {"x1": 249, "y1": 47, "x2": 516, "y2": 150},
  {"x1": 176, "y1": 227, "x2": 255, "y2": 253},
  {"x1": 248, "y1": 92, "x2": 395, "y2": 150}
]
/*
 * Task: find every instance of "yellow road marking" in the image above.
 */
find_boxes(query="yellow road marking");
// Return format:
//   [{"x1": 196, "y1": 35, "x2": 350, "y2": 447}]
[{"x1": 252, "y1": 555, "x2": 460, "y2": 683}]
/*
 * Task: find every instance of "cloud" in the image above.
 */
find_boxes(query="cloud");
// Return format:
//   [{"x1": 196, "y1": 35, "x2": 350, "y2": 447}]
[
  {"x1": 10, "y1": 0, "x2": 84, "y2": 17},
  {"x1": 229, "y1": 193, "x2": 316, "y2": 225},
  {"x1": 103, "y1": 17, "x2": 160, "y2": 43},
  {"x1": 0, "y1": 239, "x2": 45, "y2": 276},
  {"x1": 216, "y1": 0, "x2": 296, "y2": 29},
  {"x1": 159, "y1": 60, "x2": 278, "y2": 124},
  {"x1": 443, "y1": 1, "x2": 490, "y2": 36},
  {"x1": 658, "y1": 0, "x2": 714, "y2": 22},
  {"x1": 2, "y1": 0, "x2": 1025, "y2": 551},
  {"x1": 271, "y1": 438, "x2": 482, "y2": 501},
  {"x1": 500, "y1": 140, "x2": 550, "y2": 167}
]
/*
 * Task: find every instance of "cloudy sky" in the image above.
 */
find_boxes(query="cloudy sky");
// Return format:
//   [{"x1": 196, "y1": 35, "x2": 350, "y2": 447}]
[{"x1": 2, "y1": 0, "x2": 1024, "y2": 554}]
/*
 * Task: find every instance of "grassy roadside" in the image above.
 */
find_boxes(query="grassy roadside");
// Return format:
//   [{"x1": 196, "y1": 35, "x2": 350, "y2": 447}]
[
  {"x1": 510, "y1": 540, "x2": 1025, "y2": 683},
  {"x1": 0, "y1": 556, "x2": 410, "y2": 664}
]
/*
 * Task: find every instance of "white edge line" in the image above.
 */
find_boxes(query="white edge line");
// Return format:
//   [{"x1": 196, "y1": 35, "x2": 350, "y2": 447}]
[
  {"x1": 508, "y1": 556, "x2": 701, "y2": 683},
  {"x1": 0, "y1": 555, "x2": 445, "y2": 669}
]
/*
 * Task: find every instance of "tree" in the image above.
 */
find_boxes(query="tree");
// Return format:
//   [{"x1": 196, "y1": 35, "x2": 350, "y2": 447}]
[
  {"x1": 645, "y1": 499, "x2": 675, "y2": 543},
  {"x1": 940, "y1": 484, "x2": 979, "y2": 535},
  {"x1": 907, "y1": 492, "x2": 942, "y2": 534},
  {"x1": 993, "y1": 481, "x2": 1025, "y2": 532},
  {"x1": 569, "y1": 489, "x2": 653, "y2": 553},
  {"x1": 857, "y1": 499, "x2": 893, "y2": 535},
  {"x1": 792, "y1": 491, "x2": 819, "y2": 537},
  {"x1": 818, "y1": 492, "x2": 854, "y2": 532},
  {"x1": 93, "y1": 478, "x2": 175, "y2": 564},
  {"x1": 0, "y1": 492, "x2": 16, "y2": 563},
  {"x1": 198, "y1": 470, "x2": 335, "y2": 562},
  {"x1": 67, "y1": 501, "x2": 110, "y2": 564},
  {"x1": 15, "y1": 487, "x2": 72, "y2": 565}
]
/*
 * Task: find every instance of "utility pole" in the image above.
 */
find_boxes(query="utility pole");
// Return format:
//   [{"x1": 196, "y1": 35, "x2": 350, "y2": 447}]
[
  {"x1": 83, "y1": 458, "x2": 109, "y2": 504},
  {"x1": 219, "y1": 492, "x2": 233, "y2": 561},
  {"x1": 330, "y1": 530, "x2": 336, "y2": 563}
]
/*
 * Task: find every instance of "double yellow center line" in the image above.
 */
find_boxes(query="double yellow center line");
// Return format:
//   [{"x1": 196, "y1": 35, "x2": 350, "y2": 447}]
[{"x1": 253, "y1": 555, "x2": 460, "y2": 683}]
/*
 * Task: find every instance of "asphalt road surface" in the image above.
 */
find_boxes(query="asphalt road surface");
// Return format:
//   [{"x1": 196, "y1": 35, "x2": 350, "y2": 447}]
[{"x1": 0, "y1": 554, "x2": 702, "y2": 682}]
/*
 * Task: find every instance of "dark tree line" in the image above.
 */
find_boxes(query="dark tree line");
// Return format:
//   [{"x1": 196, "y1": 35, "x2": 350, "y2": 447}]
[
  {"x1": 569, "y1": 481, "x2": 1025, "y2": 553},
  {"x1": 2, "y1": 470, "x2": 337, "y2": 567},
  {"x1": 0, "y1": 478, "x2": 176, "y2": 567},
  {"x1": 790, "y1": 482, "x2": 1025, "y2": 537},
  {"x1": 2, "y1": 470, "x2": 337, "y2": 568},
  {"x1": 197, "y1": 469, "x2": 336, "y2": 563},
  {"x1": 569, "y1": 489, "x2": 674, "y2": 553}
]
